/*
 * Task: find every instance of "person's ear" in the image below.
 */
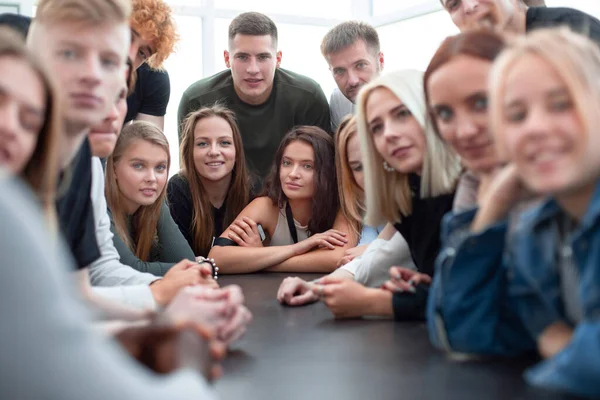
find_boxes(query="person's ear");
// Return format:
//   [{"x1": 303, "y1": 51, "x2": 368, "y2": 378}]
[
  {"x1": 276, "y1": 51, "x2": 282, "y2": 68},
  {"x1": 224, "y1": 50, "x2": 231, "y2": 68},
  {"x1": 378, "y1": 52, "x2": 385, "y2": 72}
]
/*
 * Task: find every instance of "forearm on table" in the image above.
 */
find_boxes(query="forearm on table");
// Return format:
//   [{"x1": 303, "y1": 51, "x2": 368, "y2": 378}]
[
  {"x1": 208, "y1": 245, "x2": 297, "y2": 274},
  {"x1": 266, "y1": 247, "x2": 348, "y2": 273}
]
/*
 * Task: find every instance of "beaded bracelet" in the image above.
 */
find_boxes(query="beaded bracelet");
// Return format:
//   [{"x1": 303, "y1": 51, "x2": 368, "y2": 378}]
[{"x1": 198, "y1": 257, "x2": 218, "y2": 280}]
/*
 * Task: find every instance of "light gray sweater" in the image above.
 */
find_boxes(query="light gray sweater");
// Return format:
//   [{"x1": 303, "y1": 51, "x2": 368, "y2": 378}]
[
  {"x1": 0, "y1": 174, "x2": 216, "y2": 400},
  {"x1": 89, "y1": 157, "x2": 158, "y2": 309}
]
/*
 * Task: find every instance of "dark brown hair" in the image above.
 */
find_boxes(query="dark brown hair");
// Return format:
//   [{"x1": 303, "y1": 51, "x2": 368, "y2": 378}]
[
  {"x1": 228, "y1": 12, "x2": 277, "y2": 48},
  {"x1": 262, "y1": 126, "x2": 338, "y2": 235},
  {"x1": 179, "y1": 104, "x2": 251, "y2": 256},
  {"x1": 321, "y1": 20, "x2": 380, "y2": 58},
  {"x1": 424, "y1": 30, "x2": 506, "y2": 136}
]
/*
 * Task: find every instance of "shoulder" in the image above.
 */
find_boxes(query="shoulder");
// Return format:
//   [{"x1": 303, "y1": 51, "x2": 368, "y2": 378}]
[
  {"x1": 182, "y1": 70, "x2": 233, "y2": 101},
  {"x1": 167, "y1": 174, "x2": 192, "y2": 201},
  {"x1": 138, "y1": 64, "x2": 170, "y2": 86},
  {"x1": 276, "y1": 68, "x2": 325, "y2": 96},
  {"x1": 528, "y1": 7, "x2": 600, "y2": 33},
  {"x1": 168, "y1": 173, "x2": 189, "y2": 190}
]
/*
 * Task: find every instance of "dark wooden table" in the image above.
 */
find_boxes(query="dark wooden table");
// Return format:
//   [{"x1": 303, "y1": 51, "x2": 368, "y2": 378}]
[{"x1": 215, "y1": 273, "x2": 578, "y2": 400}]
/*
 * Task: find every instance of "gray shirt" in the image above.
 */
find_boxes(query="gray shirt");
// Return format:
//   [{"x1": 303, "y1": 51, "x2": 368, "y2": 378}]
[
  {"x1": 329, "y1": 87, "x2": 354, "y2": 133},
  {"x1": 89, "y1": 157, "x2": 158, "y2": 309},
  {"x1": 0, "y1": 174, "x2": 215, "y2": 400}
]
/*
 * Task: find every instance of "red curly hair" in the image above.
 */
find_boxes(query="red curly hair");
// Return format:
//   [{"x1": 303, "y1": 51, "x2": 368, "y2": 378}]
[{"x1": 130, "y1": 0, "x2": 179, "y2": 69}]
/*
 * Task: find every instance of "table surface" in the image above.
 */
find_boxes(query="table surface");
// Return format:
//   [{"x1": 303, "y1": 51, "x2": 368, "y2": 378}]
[{"x1": 214, "y1": 273, "x2": 579, "y2": 400}]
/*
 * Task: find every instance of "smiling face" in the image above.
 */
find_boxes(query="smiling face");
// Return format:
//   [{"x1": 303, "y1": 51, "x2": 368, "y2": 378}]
[
  {"x1": 192, "y1": 116, "x2": 236, "y2": 184},
  {"x1": 346, "y1": 133, "x2": 365, "y2": 190},
  {"x1": 366, "y1": 87, "x2": 425, "y2": 174},
  {"x1": 225, "y1": 34, "x2": 281, "y2": 106},
  {"x1": 279, "y1": 140, "x2": 316, "y2": 201},
  {"x1": 328, "y1": 40, "x2": 382, "y2": 103},
  {"x1": 36, "y1": 20, "x2": 130, "y2": 133},
  {"x1": 498, "y1": 53, "x2": 597, "y2": 196},
  {"x1": 114, "y1": 138, "x2": 169, "y2": 214},
  {"x1": 0, "y1": 56, "x2": 46, "y2": 174},
  {"x1": 442, "y1": 0, "x2": 518, "y2": 33},
  {"x1": 428, "y1": 55, "x2": 499, "y2": 174}
]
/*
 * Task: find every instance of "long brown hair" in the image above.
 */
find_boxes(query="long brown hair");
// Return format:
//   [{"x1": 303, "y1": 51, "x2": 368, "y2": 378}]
[
  {"x1": 105, "y1": 121, "x2": 170, "y2": 261},
  {"x1": 0, "y1": 28, "x2": 62, "y2": 222},
  {"x1": 179, "y1": 104, "x2": 251, "y2": 256},
  {"x1": 424, "y1": 30, "x2": 506, "y2": 138},
  {"x1": 262, "y1": 126, "x2": 339, "y2": 235},
  {"x1": 335, "y1": 115, "x2": 363, "y2": 238}
]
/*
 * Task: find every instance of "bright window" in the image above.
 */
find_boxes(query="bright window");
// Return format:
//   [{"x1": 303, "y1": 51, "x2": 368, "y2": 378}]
[
  {"x1": 214, "y1": 0, "x2": 353, "y2": 19},
  {"x1": 378, "y1": 11, "x2": 458, "y2": 72},
  {"x1": 162, "y1": 15, "x2": 203, "y2": 173}
]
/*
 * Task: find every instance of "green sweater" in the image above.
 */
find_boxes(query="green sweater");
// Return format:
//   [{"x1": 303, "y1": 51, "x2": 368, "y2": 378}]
[
  {"x1": 178, "y1": 68, "x2": 331, "y2": 181},
  {"x1": 109, "y1": 201, "x2": 195, "y2": 276}
]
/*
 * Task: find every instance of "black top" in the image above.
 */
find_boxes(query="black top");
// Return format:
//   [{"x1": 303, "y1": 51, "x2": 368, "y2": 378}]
[
  {"x1": 55, "y1": 138, "x2": 101, "y2": 269},
  {"x1": 177, "y1": 68, "x2": 331, "y2": 181},
  {"x1": 125, "y1": 63, "x2": 171, "y2": 123},
  {"x1": 526, "y1": 6, "x2": 600, "y2": 45},
  {"x1": 166, "y1": 174, "x2": 227, "y2": 255},
  {"x1": 392, "y1": 175, "x2": 455, "y2": 321},
  {"x1": 393, "y1": 175, "x2": 455, "y2": 277}
]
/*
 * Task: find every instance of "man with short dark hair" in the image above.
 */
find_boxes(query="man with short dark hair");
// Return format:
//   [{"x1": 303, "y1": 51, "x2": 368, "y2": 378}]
[
  {"x1": 320, "y1": 21, "x2": 384, "y2": 132},
  {"x1": 441, "y1": 0, "x2": 600, "y2": 45},
  {"x1": 178, "y1": 12, "x2": 330, "y2": 182}
]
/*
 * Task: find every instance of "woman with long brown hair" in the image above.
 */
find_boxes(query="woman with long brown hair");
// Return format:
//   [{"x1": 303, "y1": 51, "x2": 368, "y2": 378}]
[
  {"x1": 106, "y1": 121, "x2": 199, "y2": 275},
  {"x1": 168, "y1": 104, "x2": 251, "y2": 257},
  {"x1": 208, "y1": 125, "x2": 358, "y2": 274}
]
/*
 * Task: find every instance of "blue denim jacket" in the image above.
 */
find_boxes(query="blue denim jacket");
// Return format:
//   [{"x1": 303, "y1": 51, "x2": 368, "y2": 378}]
[{"x1": 427, "y1": 182, "x2": 600, "y2": 398}]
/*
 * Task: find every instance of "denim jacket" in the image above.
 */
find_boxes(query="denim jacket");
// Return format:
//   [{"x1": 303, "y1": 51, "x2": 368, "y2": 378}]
[{"x1": 427, "y1": 182, "x2": 600, "y2": 398}]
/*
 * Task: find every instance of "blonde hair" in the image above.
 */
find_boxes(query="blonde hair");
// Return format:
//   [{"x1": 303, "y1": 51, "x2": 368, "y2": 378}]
[
  {"x1": 179, "y1": 104, "x2": 251, "y2": 256},
  {"x1": 356, "y1": 69, "x2": 461, "y2": 226},
  {"x1": 0, "y1": 28, "x2": 61, "y2": 224},
  {"x1": 34, "y1": 0, "x2": 131, "y2": 24},
  {"x1": 335, "y1": 115, "x2": 364, "y2": 238},
  {"x1": 105, "y1": 121, "x2": 171, "y2": 261},
  {"x1": 490, "y1": 28, "x2": 600, "y2": 165}
]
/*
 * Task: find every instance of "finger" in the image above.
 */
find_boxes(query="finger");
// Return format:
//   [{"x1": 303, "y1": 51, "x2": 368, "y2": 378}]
[
  {"x1": 319, "y1": 239, "x2": 336, "y2": 250},
  {"x1": 289, "y1": 290, "x2": 318, "y2": 306},
  {"x1": 229, "y1": 224, "x2": 249, "y2": 239},
  {"x1": 327, "y1": 229, "x2": 347, "y2": 236},
  {"x1": 327, "y1": 232, "x2": 349, "y2": 243},
  {"x1": 228, "y1": 232, "x2": 246, "y2": 246},
  {"x1": 210, "y1": 365, "x2": 223, "y2": 382},
  {"x1": 234, "y1": 219, "x2": 253, "y2": 236},
  {"x1": 319, "y1": 276, "x2": 344, "y2": 285},
  {"x1": 243, "y1": 217, "x2": 259, "y2": 233},
  {"x1": 210, "y1": 339, "x2": 227, "y2": 361},
  {"x1": 382, "y1": 280, "x2": 400, "y2": 292},
  {"x1": 322, "y1": 236, "x2": 347, "y2": 247}
]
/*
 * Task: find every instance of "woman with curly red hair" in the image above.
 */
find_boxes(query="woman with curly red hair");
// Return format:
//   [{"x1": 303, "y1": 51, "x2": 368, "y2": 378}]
[{"x1": 126, "y1": 0, "x2": 179, "y2": 130}]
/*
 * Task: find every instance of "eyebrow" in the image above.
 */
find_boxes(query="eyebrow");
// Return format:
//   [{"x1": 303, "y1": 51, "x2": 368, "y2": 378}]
[
  {"x1": 283, "y1": 156, "x2": 314, "y2": 163},
  {"x1": 195, "y1": 136, "x2": 233, "y2": 141},
  {"x1": 0, "y1": 85, "x2": 45, "y2": 117},
  {"x1": 505, "y1": 87, "x2": 568, "y2": 108}
]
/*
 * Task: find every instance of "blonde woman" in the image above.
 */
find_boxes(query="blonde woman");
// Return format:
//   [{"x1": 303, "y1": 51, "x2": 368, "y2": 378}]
[
  {"x1": 429, "y1": 28, "x2": 600, "y2": 398},
  {"x1": 106, "y1": 121, "x2": 212, "y2": 277},
  {"x1": 316, "y1": 69, "x2": 461, "y2": 320},
  {"x1": 277, "y1": 116, "x2": 415, "y2": 306}
]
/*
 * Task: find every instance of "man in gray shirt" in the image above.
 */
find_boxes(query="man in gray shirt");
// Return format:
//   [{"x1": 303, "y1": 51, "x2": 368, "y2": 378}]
[{"x1": 320, "y1": 21, "x2": 384, "y2": 132}]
